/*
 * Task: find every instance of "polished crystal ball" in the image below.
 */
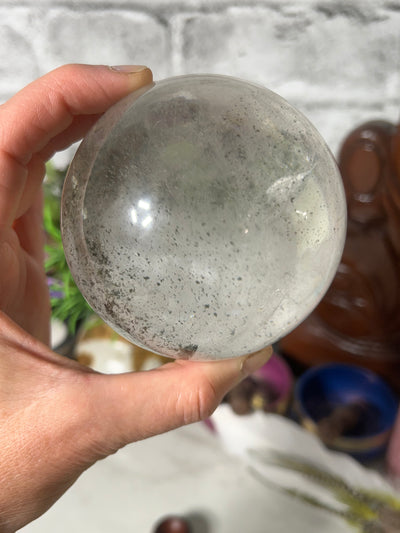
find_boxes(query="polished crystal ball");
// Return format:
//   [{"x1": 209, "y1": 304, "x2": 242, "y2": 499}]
[{"x1": 61, "y1": 75, "x2": 346, "y2": 360}]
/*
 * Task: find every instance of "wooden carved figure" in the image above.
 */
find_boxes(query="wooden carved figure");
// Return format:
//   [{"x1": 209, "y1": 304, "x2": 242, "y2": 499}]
[{"x1": 279, "y1": 120, "x2": 400, "y2": 391}]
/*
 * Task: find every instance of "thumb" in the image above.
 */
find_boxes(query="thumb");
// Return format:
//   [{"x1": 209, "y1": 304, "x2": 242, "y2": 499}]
[{"x1": 92, "y1": 347, "x2": 273, "y2": 451}]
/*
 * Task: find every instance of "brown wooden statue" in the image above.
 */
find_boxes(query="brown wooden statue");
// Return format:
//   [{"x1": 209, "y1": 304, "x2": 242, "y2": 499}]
[{"x1": 279, "y1": 120, "x2": 400, "y2": 391}]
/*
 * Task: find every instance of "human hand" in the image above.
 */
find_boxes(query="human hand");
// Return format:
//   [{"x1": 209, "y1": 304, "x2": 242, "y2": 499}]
[
  {"x1": 0, "y1": 65, "x2": 272, "y2": 532},
  {"x1": 0, "y1": 64, "x2": 154, "y2": 344}
]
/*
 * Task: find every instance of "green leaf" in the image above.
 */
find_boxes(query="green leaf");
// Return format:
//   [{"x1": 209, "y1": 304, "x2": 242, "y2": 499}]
[{"x1": 44, "y1": 160, "x2": 94, "y2": 335}]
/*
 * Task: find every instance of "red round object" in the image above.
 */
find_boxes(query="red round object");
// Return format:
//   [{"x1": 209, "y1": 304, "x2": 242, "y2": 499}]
[{"x1": 154, "y1": 516, "x2": 191, "y2": 533}]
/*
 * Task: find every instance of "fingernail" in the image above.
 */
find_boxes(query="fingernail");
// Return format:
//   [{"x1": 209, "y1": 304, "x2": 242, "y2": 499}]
[
  {"x1": 240, "y1": 346, "x2": 273, "y2": 377},
  {"x1": 110, "y1": 65, "x2": 149, "y2": 73}
]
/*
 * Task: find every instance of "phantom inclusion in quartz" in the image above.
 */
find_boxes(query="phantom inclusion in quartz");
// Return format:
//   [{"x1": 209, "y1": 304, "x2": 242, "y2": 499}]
[{"x1": 61, "y1": 75, "x2": 346, "y2": 360}]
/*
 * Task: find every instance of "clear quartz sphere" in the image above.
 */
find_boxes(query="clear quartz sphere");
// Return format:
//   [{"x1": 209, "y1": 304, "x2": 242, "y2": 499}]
[{"x1": 61, "y1": 75, "x2": 346, "y2": 360}]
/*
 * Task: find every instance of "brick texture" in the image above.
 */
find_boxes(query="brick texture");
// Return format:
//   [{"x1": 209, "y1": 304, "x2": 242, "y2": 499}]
[
  {"x1": 0, "y1": 7, "x2": 44, "y2": 96},
  {"x1": 0, "y1": 0, "x2": 399, "y2": 156},
  {"x1": 179, "y1": 5, "x2": 400, "y2": 105},
  {"x1": 42, "y1": 8, "x2": 170, "y2": 77}
]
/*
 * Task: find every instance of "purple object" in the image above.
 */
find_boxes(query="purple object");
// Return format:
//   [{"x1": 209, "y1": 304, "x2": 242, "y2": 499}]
[
  {"x1": 252, "y1": 352, "x2": 294, "y2": 414},
  {"x1": 47, "y1": 276, "x2": 65, "y2": 299}
]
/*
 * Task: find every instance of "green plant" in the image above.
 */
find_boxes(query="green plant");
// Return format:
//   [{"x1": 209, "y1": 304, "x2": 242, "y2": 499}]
[
  {"x1": 249, "y1": 450, "x2": 400, "y2": 533},
  {"x1": 44, "y1": 162, "x2": 93, "y2": 334}
]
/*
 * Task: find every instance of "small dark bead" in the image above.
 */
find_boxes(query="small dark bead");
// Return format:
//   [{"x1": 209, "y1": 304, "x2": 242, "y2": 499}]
[{"x1": 154, "y1": 516, "x2": 191, "y2": 533}]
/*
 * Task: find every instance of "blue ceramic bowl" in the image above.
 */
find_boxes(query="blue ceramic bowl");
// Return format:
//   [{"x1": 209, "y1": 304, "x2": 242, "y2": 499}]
[{"x1": 295, "y1": 363, "x2": 399, "y2": 460}]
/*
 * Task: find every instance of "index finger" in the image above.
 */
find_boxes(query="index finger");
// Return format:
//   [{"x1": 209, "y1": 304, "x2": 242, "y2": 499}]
[
  {"x1": 0, "y1": 64, "x2": 153, "y2": 164},
  {"x1": 0, "y1": 64, "x2": 153, "y2": 230}
]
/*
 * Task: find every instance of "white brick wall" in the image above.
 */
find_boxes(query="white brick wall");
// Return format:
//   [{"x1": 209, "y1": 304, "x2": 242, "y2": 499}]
[{"x1": 0, "y1": 0, "x2": 399, "y2": 156}]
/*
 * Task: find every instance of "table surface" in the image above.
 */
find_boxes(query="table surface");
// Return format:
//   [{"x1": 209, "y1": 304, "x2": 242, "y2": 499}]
[{"x1": 20, "y1": 407, "x2": 397, "y2": 533}]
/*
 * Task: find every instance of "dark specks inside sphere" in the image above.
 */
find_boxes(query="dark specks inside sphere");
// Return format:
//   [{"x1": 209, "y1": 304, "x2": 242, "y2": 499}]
[{"x1": 61, "y1": 75, "x2": 346, "y2": 361}]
